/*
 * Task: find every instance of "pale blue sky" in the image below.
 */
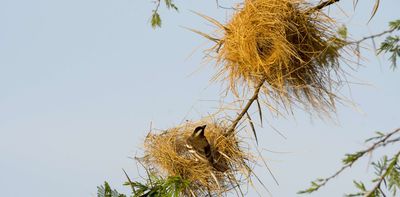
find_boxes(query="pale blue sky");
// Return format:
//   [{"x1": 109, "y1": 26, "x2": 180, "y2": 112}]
[{"x1": 0, "y1": 0, "x2": 399, "y2": 196}]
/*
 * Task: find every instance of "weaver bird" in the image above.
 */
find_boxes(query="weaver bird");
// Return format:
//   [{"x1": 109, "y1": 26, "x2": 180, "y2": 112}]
[
  {"x1": 185, "y1": 125, "x2": 213, "y2": 163},
  {"x1": 186, "y1": 125, "x2": 229, "y2": 172}
]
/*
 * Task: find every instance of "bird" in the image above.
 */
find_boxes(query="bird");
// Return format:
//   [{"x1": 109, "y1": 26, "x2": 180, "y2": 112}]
[
  {"x1": 185, "y1": 125, "x2": 229, "y2": 172},
  {"x1": 185, "y1": 125, "x2": 213, "y2": 164}
]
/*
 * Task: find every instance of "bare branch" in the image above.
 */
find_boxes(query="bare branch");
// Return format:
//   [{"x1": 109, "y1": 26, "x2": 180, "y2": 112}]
[
  {"x1": 226, "y1": 78, "x2": 265, "y2": 135},
  {"x1": 307, "y1": 0, "x2": 340, "y2": 13},
  {"x1": 349, "y1": 28, "x2": 396, "y2": 45},
  {"x1": 153, "y1": 0, "x2": 161, "y2": 13},
  {"x1": 313, "y1": 0, "x2": 340, "y2": 11}
]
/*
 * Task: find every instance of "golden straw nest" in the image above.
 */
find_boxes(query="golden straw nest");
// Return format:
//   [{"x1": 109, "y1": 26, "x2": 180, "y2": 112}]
[
  {"x1": 142, "y1": 121, "x2": 253, "y2": 196},
  {"x1": 203, "y1": 0, "x2": 347, "y2": 114}
]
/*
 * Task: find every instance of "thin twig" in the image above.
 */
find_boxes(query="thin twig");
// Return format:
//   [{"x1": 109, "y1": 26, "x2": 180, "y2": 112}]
[
  {"x1": 215, "y1": 0, "x2": 239, "y2": 10},
  {"x1": 307, "y1": 0, "x2": 340, "y2": 13},
  {"x1": 153, "y1": 0, "x2": 161, "y2": 13},
  {"x1": 349, "y1": 28, "x2": 396, "y2": 45},
  {"x1": 315, "y1": 0, "x2": 340, "y2": 10},
  {"x1": 226, "y1": 78, "x2": 265, "y2": 135}
]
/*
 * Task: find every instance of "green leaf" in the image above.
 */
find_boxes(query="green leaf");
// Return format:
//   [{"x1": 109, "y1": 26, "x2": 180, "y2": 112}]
[
  {"x1": 338, "y1": 25, "x2": 348, "y2": 39},
  {"x1": 342, "y1": 152, "x2": 364, "y2": 165},
  {"x1": 298, "y1": 180, "x2": 323, "y2": 194},
  {"x1": 389, "y1": 19, "x2": 400, "y2": 31},
  {"x1": 122, "y1": 175, "x2": 189, "y2": 196},
  {"x1": 97, "y1": 182, "x2": 127, "y2": 197},
  {"x1": 378, "y1": 35, "x2": 400, "y2": 70},
  {"x1": 165, "y1": 0, "x2": 178, "y2": 11},
  {"x1": 354, "y1": 181, "x2": 367, "y2": 191},
  {"x1": 151, "y1": 12, "x2": 162, "y2": 29},
  {"x1": 365, "y1": 131, "x2": 385, "y2": 142}
]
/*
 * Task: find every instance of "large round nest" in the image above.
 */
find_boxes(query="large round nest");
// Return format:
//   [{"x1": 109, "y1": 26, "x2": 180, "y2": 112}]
[
  {"x1": 142, "y1": 121, "x2": 253, "y2": 196},
  {"x1": 209, "y1": 0, "x2": 347, "y2": 114}
]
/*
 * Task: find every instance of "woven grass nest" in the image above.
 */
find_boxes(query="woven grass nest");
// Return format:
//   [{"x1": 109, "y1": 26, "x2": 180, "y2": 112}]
[
  {"x1": 201, "y1": 0, "x2": 347, "y2": 114},
  {"x1": 142, "y1": 121, "x2": 254, "y2": 196}
]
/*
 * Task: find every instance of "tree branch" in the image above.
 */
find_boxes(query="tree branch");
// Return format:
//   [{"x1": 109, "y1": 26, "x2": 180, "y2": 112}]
[
  {"x1": 364, "y1": 150, "x2": 400, "y2": 197},
  {"x1": 314, "y1": 0, "x2": 340, "y2": 10},
  {"x1": 153, "y1": 0, "x2": 161, "y2": 13},
  {"x1": 307, "y1": 0, "x2": 340, "y2": 13},
  {"x1": 329, "y1": 128, "x2": 400, "y2": 182},
  {"x1": 349, "y1": 28, "x2": 396, "y2": 45},
  {"x1": 299, "y1": 128, "x2": 400, "y2": 194},
  {"x1": 226, "y1": 78, "x2": 265, "y2": 135}
]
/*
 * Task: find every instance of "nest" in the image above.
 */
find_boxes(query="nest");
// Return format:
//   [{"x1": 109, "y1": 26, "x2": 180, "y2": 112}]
[
  {"x1": 204, "y1": 0, "x2": 347, "y2": 114},
  {"x1": 142, "y1": 121, "x2": 253, "y2": 196}
]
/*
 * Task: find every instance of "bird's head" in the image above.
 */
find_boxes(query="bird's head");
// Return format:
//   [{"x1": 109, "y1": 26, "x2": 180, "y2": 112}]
[{"x1": 193, "y1": 125, "x2": 207, "y2": 137}]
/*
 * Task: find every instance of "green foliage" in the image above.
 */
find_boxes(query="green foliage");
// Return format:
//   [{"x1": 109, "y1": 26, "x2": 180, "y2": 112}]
[
  {"x1": 151, "y1": 12, "x2": 162, "y2": 29},
  {"x1": 384, "y1": 155, "x2": 400, "y2": 196},
  {"x1": 348, "y1": 19, "x2": 400, "y2": 70},
  {"x1": 97, "y1": 182, "x2": 127, "y2": 197},
  {"x1": 150, "y1": 0, "x2": 179, "y2": 29},
  {"x1": 346, "y1": 153, "x2": 400, "y2": 197},
  {"x1": 97, "y1": 175, "x2": 189, "y2": 197},
  {"x1": 164, "y1": 0, "x2": 178, "y2": 11},
  {"x1": 342, "y1": 151, "x2": 363, "y2": 165},
  {"x1": 345, "y1": 181, "x2": 367, "y2": 196},
  {"x1": 389, "y1": 20, "x2": 400, "y2": 31},
  {"x1": 125, "y1": 175, "x2": 190, "y2": 197},
  {"x1": 300, "y1": 129, "x2": 400, "y2": 196},
  {"x1": 378, "y1": 35, "x2": 400, "y2": 70},
  {"x1": 365, "y1": 131, "x2": 385, "y2": 142},
  {"x1": 297, "y1": 179, "x2": 325, "y2": 194},
  {"x1": 375, "y1": 19, "x2": 400, "y2": 70},
  {"x1": 338, "y1": 25, "x2": 348, "y2": 39}
]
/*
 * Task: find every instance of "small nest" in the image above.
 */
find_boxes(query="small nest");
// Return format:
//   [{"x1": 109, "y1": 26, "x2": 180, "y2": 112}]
[
  {"x1": 206, "y1": 0, "x2": 347, "y2": 114},
  {"x1": 142, "y1": 121, "x2": 253, "y2": 196}
]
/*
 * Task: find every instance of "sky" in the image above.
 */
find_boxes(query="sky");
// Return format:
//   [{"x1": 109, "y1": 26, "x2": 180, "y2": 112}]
[{"x1": 0, "y1": 0, "x2": 399, "y2": 196}]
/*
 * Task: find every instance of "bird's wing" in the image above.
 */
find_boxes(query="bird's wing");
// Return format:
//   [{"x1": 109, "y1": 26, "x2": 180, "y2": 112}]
[
  {"x1": 204, "y1": 144, "x2": 211, "y2": 158},
  {"x1": 204, "y1": 144, "x2": 213, "y2": 163}
]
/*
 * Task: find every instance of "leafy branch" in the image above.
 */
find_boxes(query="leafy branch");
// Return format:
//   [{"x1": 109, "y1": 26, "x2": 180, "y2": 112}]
[
  {"x1": 347, "y1": 151, "x2": 400, "y2": 197},
  {"x1": 125, "y1": 175, "x2": 190, "y2": 196},
  {"x1": 97, "y1": 182, "x2": 127, "y2": 197},
  {"x1": 349, "y1": 28, "x2": 397, "y2": 46},
  {"x1": 364, "y1": 151, "x2": 400, "y2": 197},
  {"x1": 97, "y1": 174, "x2": 190, "y2": 197},
  {"x1": 299, "y1": 128, "x2": 400, "y2": 195},
  {"x1": 150, "y1": 0, "x2": 179, "y2": 28},
  {"x1": 344, "y1": 19, "x2": 400, "y2": 70}
]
